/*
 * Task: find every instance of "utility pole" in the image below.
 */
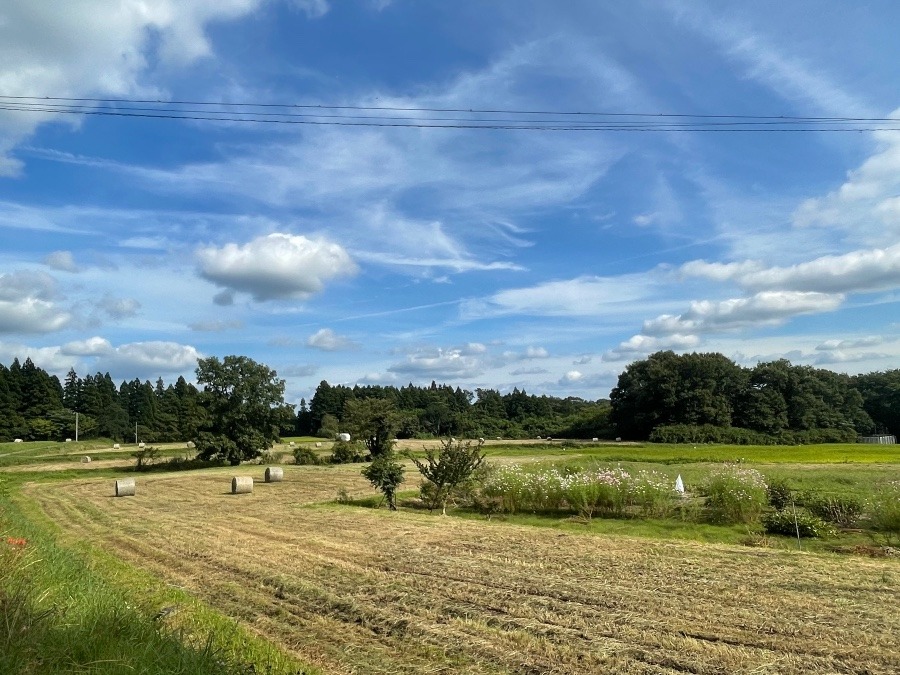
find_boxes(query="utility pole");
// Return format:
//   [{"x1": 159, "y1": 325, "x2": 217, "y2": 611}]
[{"x1": 75, "y1": 411, "x2": 79, "y2": 442}]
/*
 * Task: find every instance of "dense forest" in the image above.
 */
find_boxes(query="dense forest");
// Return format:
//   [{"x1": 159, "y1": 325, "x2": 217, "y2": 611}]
[{"x1": 1, "y1": 351, "x2": 898, "y2": 443}]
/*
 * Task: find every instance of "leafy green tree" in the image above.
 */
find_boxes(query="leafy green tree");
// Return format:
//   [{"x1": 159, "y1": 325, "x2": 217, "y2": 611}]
[
  {"x1": 362, "y1": 454, "x2": 405, "y2": 510},
  {"x1": 408, "y1": 438, "x2": 486, "y2": 514},
  {"x1": 193, "y1": 355, "x2": 294, "y2": 465},
  {"x1": 342, "y1": 398, "x2": 400, "y2": 459}
]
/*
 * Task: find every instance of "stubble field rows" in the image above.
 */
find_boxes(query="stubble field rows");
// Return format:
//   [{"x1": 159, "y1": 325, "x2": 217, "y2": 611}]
[{"x1": 26, "y1": 465, "x2": 900, "y2": 674}]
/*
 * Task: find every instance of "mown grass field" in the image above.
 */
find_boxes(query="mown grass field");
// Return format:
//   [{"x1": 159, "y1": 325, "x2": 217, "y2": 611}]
[{"x1": 9, "y1": 445, "x2": 899, "y2": 675}]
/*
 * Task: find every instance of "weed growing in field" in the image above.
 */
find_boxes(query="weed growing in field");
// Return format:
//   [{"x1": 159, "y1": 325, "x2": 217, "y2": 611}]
[
  {"x1": 801, "y1": 493, "x2": 864, "y2": 528},
  {"x1": 702, "y1": 465, "x2": 768, "y2": 524},
  {"x1": 869, "y1": 481, "x2": 900, "y2": 542},
  {"x1": 763, "y1": 508, "x2": 836, "y2": 538}
]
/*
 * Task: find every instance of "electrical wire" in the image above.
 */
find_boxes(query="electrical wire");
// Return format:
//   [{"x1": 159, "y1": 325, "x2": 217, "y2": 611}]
[{"x1": 2, "y1": 95, "x2": 899, "y2": 132}]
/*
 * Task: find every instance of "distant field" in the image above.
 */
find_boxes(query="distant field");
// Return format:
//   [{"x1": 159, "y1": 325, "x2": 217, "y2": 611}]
[{"x1": 25, "y1": 463, "x2": 900, "y2": 675}]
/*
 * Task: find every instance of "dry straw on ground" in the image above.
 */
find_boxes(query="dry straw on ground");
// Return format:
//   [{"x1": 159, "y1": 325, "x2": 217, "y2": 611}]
[{"x1": 24, "y1": 465, "x2": 900, "y2": 675}]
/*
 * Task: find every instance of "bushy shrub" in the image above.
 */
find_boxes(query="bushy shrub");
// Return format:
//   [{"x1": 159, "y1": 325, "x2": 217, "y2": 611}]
[
  {"x1": 801, "y1": 493, "x2": 863, "y2": 528},
  {"x1": 257, "y1": 448, "x2": 284, "y2": 465},
  {"x1": 292, "y1": 446, "x2": 323, "y2": 466},
  {"x1": 869, "y1": 481, "x2": 900, "y2": 541},
  {"x1": 329, "y1": 440, "x2": 366, "y2": 464},
  {"x1": 763, "y1": 509, "x2": 836, "y2": 538},
  {"x1": 649, "y1": 424, "x2": 857, "y2": 445},
  {"x1": 766, "y1": 478, "x2": 794, "y2": 510},
  {"x1": 703, "y1": 465, "x2": 768, "y2": 524}
]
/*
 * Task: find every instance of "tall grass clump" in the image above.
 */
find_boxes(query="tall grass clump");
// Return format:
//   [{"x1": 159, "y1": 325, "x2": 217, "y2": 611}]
[
  {"x1": 627, "y1": 469, "x2": 680, "y2": 518},
  {"x1": 703, "y1": 464, "x2": 768, "y2": 524},
  {"x1": 869, "y1": 480, "x2": 900, "y2": 542},
  {"x1": 563, "y1": 467, "x2": 630, "y2": 518}
]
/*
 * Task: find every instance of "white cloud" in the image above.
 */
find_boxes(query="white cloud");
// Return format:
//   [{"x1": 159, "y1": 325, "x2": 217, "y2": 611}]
[
  {"x1": 189, "y1": 319, "x2": 244, "y2": 332},
  {"x1": 682, "y1": 243, "x2": 900, "y2": 295},
  {"x1": 792, "y1": 124, "x2": 900, "y2": 244},
  {"x1": 94, "y1": 341, "x2": 202, "y2": 373},
  {"x1": 525, "y1": 346, "x2": 549, "y2": 359},
  {"x1": 603, "y1": 334, "x2": 701, "y2": 362},
  {"x1": 197, "y1": 233, "x2": 357, "y2": 302},
  {"x1": 0, "y1": 298, "x2": 72, "y2": 334},
  {"x1": 561, "y1": 370, "x2": 583, "y2": 383},
  {"x1": 464, "y1": 275, "x2": 658, "y2": 318},
  {"x1": 0, "y1": 271, "x2": 70, "y2": 334},
  {"x1": 388, "y1": 347, "x2": 484, "y2": 379},
  {"x1": 96, "y1": 296, "x2": 141, "y2": 320},
  {"x1": 0, "y1": 0, "x2": 275, "y2": 175},
  {"x1": 306, "y1": 328, "x2": 358, "y2": 351},
  {"x1": 61, "y1": 337, "x2": 114, "y2": 356},
  {"x1": 643, "y1": 291, "x2": 844, "y2": 336},
  {"x1": 510, "y1": 366, "x2": 550, "y2": 376},
  {"x1": 43, "y1": 251, "x2": 79, "y2": 273},
  {"x1": 816, "y1": 336, "x2": 883, "y2": 351}
]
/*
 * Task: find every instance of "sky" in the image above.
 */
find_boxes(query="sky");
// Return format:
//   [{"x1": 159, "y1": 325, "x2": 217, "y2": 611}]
[{"x1": 2, "y1": 0, "x2": 900, "y2": 406}]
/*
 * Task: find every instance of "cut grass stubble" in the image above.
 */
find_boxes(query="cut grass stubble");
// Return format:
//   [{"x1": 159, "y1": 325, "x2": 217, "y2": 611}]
[{"x1": 24, "y1": 465, "x2": 900, "y2": 675}]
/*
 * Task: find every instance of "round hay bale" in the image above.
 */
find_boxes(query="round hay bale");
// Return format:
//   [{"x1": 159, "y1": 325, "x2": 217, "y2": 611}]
[
  {"x1": 81, "y1": 456, "x2": 91, "y2": 463},
  {"x1": 113, "y1": 443, "x2": 120, "y2": 449},
  {"x1": 264, "y1": 466, "x2": 284, "y2": 483},
  {"x1": 115, "y1": 478, "x2": 136, "y2": 497},
  {"x1": 232, "y1": 476, "x2": 253, "y2": 494}
]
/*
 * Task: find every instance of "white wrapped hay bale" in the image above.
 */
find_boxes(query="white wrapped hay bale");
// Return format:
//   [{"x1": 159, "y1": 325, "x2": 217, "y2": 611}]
[
  {"x1": 81, "y1": 456, "x2": 91, "y2": 463},
  {"x1": 264, "y1": 466, "x2": 284, "y2": 483},
  {"x1": 115, "y1": 478, "x2": 136, "y2": 497},
  {"x1": 231, "y1": 476, "x2": 253, "y2": 494},
  {"x1": 113, "y1": 443, "x2": 120, "y2": 449},
  {"x1": 337, "y1": 432, "x2": 351, "y2": 442}
]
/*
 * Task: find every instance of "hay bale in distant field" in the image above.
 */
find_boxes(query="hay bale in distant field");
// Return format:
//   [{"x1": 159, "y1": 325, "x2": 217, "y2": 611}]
[
  {"x1": 232, "y1": 476, "x2": 253, "y2": 494},
  {"x1": 115, "y1": 478, "x2": 135, "y2": 497},
  {"x1": 113, "y1": 443, "x2": 120, "y2": 449},
  {"x1": 81, "y1": 456, "x2": 91, "y2": 463},
  {"x1": 315, "y1": 442, "x2": 322, "y2": 448},
  {"x1": 289, "y1": 441, "x2": 296, "y2": 447},
  {"x1": 65, "y1": 438, "x2": 72, "y2": 442},
  {"x1": 337, "y1": 432, "x2": 351, "y2": 442},
  {"x1": 138, "y1": 442, "x2": 145, "y2": 449},
  {"x1": 264, "y1": 467, "x2": 284, "y2": 483},
  {"x1": 186, "y1": 441, "x2": 195, "y2": 448},
  {"x1": 592, "y1": 437, "x2": 599, "y2": 442},
  {"x1": 13, "y1": 438, "x2": 23, "y2": 443}
]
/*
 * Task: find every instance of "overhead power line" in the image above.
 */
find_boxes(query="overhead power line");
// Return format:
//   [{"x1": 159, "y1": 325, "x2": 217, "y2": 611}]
[{"x1": 1, "y1": 95, "x2": 899, "y2": 132}]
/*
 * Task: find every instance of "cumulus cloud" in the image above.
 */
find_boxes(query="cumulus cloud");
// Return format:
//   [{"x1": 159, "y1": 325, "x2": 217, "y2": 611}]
[
  {"x1": 197, "y1": 233, "x2": 357, "y2": 302},
  {"x1": 642, "y1": 291, "x2": 844, "y2": 336},
  {"x1": 94, "y1": 341, "x2": 202, "y2": 373},
  {"x1": 388, "y1": 347, "x2": 484, "y2": 379},
  {"x1": 603, "y1": 334, "x2": 701, "y2": 362},
  {"x1": 682, "y1": 244, "x2": 900, "y2": 295},
  {"x1": 306, "y1": 328, "x2": 359, "y2": 351},
  {"x1": 561, "y1": 370, "x2": 583, "y2": 383},
  {"x1": 0, "y1": 271, "x2": 70, "y2": 334},
  {"x1": 96, "y1": 295, "x2": 141, "y2": 320},
  {"x1": 60, "y1": 337, "x2": 114, "y2": 356},
  {"x1": 43, "y1": 250, "x2": 79, "y2": 272}
]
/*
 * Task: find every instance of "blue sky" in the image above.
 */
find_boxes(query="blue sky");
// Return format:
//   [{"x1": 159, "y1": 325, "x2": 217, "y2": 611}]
[{"x1": 2, "y1": 0, "x2": 900, "y2": 405}]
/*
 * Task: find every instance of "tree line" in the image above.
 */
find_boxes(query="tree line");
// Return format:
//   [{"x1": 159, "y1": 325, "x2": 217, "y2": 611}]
[
  {"x1": 610, "y1": 351, "x2": 900, "y2": 441},
  {"x1": 1, "y1": 350, "x2": 899, "y2": 444}
]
